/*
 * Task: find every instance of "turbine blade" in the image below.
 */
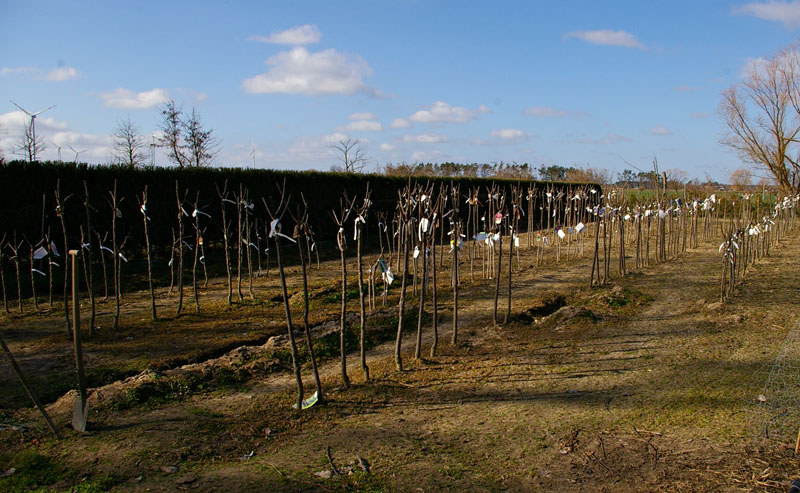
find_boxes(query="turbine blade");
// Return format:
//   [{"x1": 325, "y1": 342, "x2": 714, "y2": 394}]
[
  {"x1": 31, "y1": 104, "x2": 56, "y2": 117},
  {"x1": 10, "y1": 100, "x2": 31, "y2": 115}
]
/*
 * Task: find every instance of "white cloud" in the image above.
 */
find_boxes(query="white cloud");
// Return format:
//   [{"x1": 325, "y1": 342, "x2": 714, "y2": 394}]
[
  {"x1": 524, "y1": 106, "x2": 588, "y2": 117},
  {"x1": 409, "y1": 101, "x2": 476, "y2": 124},
  {"x1": 733, "y1": 1, "x2": 800, "y2": 28},
  {"x1": 247, "y1": 24, "x2": 322, "y2": 45},
  {"x1": 576, "y1": 133, "x2": 632, "y2": 145},
  {"x1": 478, "y1": 104, "x2": 493, "y2": 114},
  {"x1": 349, "y1": 112, "x2": 376, "y2": 121},
  {"x1": 564, "y1": 29, "x2": 645, "y2": 49},
  {"x1": 741, "y1": 56, "x2": 770, "y2": 78},
  {"x1": 341, "y1": 120, "x2": 383, "y2": 132},
  {"x1": 46, "y1": 67, "x2": 80, "y2": 81},
  {"x1": 379, "y1": 143, "x2": 395, "y2": 151},
  {"x1": 98, "y1": 88, "x2": 171, "y2": 109},
  {"x1": 490, "y1": 128, "x2": 527, "y2": 140},
  {"x1": 650, "y1": 125, "x2": 673, "y2": 136},
  {"x1": 390, "y1": 118, "x2": 411, "y2": 129},
  {"x1": 403, "y1": 133, "x2": 448, "y2": 143},
  {"x1": 0, "y1": 66, "x2": 37, "y2": 77},
  {"x1": 411, "y1": 150, "x2": 446, "y2": 161},
  {"x1": 242, "y1": 47, "x2": 377, "y2": 96},
  {"x1": 0, "y1": 111, "x2": 109, "y2": 162}
]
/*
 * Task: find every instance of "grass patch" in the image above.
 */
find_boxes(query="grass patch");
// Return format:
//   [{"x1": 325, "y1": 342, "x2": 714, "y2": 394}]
[{"x1": 0, "y1": 450, "x2": 64, "y2": 491}]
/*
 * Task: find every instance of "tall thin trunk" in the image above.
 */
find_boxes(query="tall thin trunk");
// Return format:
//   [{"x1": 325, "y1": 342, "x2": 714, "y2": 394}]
[
  {"x1": 82, "y1": 182, "x2": 96, "y2": 333},
  {"x1": 55, "y1": 181, "x2": 71, "y2": 334},
  {"x1": 297, "y1": 227, "x2": 323, "y2": 401},
  {"x1": 141, "y1": 187, "x2": 157, "y2": 320},
  {"x1": 395, "y1": 218, "x2": 410, "y2": 371},
  {"x1": 274, "y1": 233, "x2": 304, "y2": 410},
  {"x1": 356, "y1": 219, "x2": 369, "y2": 381}
]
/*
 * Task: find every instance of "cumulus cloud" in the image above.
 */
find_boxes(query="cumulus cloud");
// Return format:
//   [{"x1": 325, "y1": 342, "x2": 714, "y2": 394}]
[
  {"x1": 733, "y1": 1, "x2": 800, "y2": 28},
  {"x1": 349, "y1": 112, "x2": 376, "y2": 121},
  {"x1": 564, "y1": 29, "x2": 645, "y2": 49},
  {"x1": 478, "y1": 104, "x2": 493, "y2": 114},
  {"x1": 98, "y1": 88, "x2": 171, "y2": 109},
  {"x1": 242, "y1": 47, "x2": 377, "y2": 96},
  {"x1": 524, "y1": 106, "x2": 588, "y2": 117},
  {"x1": 379, "y1": 143, "x2": 395, "y2": 151},
  {"x1": 247, "y1": 24, "x2": 322, "y2": 45},
  {"x1": 409, "y1": 101, "x2": 476, "y2": 124},
  {"x1": 0, "y1": 111, "x2": 110, "y2": 161},
  {"x1": 402, "y1": 133, "x2": 448, "y2": 143},
  {"x1": 46, "y1": 67, "x2": 80, "y2": 81},
  {"x1": 340, "y1": 120, "x2": 383, "y2": 132},
  {"x1": 390, "y1": 118, "x2": 411, "y2": 129},
  {"x1": 650, "y1": 125, "x2": 673, "y2": 136},
  {"x1": 411, "y1": 149, "x2": 446, "y2": 161},
  {"x1": 0, "y1": 66, "x2": 37, "y2": 77},
  {"x1": 490, "y1": 128, "x2": 527, "y2": 140}
]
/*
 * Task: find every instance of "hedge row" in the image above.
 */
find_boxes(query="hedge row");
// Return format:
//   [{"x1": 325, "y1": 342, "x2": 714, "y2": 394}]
[{"x1": 0, "y1": 161, "x2": 600, "y2": 255}]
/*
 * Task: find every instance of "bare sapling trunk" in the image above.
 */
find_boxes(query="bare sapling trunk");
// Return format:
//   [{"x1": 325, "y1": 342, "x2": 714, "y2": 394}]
[
  {"x1": 0, "y1": 234, "x2": 8, "y2": 313},
  {"x1": 331, "y1": 193, "x2": 356, "y2": 388},
  {"x1": 451, "y1": 186, "x2": 461, "y2": 345},
  {"x1": 355, "y1": 185, "x2": 371, "y2": 381},
  {"x1": 108, "y1": 180, "x2": 123, "y2": 330},
  {"x1": 216, "y1": 181, "x2": 233, "y2": 305},
  {"x1": 263, "y1": 189, "x2": 304, "y2": 410},
  {"x1": 97, "y1": 232, "x2": 109, "y2": 300},
  {"x1": 290, "y1": 196, "x2": 323, "y2": 402},
  {"x1": 192, "y1": 191, "x2": 202, "y2": 313},
  {"x1": 236, "y1": 184, "x2": 244, "y2": 302},
  {"x1": 54, "y1": 180, "x2": 71, "y2": 334},
  {"x1": 175, "y1": 181, "x2": 186, "y2": 316},
  {"x1": 82, "y1": 181, "x2": 96, "y2": 332},
  {"x1": 25, "y1": 239, "x2": 39, "y2": 311},
  {"x1": 9, "y1": 235, "x2": 23, "y2": 314},
  {"x1": 395, "y1": 189, "x2": 411, "y2": 371},
  {"x1": 138, "y1": 187, "x2": 157, "y2": 320}
]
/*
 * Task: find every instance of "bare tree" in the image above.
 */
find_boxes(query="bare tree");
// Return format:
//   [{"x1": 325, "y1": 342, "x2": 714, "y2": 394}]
[
  {"x1": 158, "y1": 100, "x2": 188, "y2": 168},
  {"x1": 183, "y1": 109, "x2": 219, "y2": 167},
  {"x1": 113, "y1": 117, "x2": 147, "y2": 167},
  {"x1": 719, "y1": 44, "x2": 800, "y2": 193},
  {"x1": 332, "y1": 138, "x2": 368, "y2": 173},
  {"x1": 730, "y1": 168, "x2": 753, "y2": 189},
  {"x1": 13, "y1": 122, "x2": 46, "y2": 163}
]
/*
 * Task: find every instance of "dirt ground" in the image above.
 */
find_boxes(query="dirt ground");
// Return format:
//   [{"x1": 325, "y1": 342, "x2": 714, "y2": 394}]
[{"x1": 1, "y1": 225, "x2": 800, "y2": 492}]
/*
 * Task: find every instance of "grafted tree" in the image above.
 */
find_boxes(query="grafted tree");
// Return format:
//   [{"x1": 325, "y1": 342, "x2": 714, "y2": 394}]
[
  {"x1": 719, "y1": 44, "x2": 800, "y2": 193},
  {"x1": 113, "y1": 117, "x2": 147, "y2": 167}
]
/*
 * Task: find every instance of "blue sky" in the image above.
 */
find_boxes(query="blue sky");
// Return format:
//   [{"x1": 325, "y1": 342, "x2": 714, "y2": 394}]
[{"x1": 1, "y1": 0, "x2": 799, "y2": 182}]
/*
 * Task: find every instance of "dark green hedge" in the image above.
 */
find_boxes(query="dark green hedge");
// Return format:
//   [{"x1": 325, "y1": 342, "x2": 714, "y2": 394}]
[{"x1": 0, "y1": 160, "x2": 600, "y2": 255}]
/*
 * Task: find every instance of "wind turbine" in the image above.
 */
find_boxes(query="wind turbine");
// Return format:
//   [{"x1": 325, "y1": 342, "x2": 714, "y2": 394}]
[
  {"x1": 49, "y1": 140, "x2": 62, "y2": 162},
  {"x1": 10, "y1": 100, "x2": 56, "y2": 162},
  {"x1": 67, "y1": 145, "x2": 87, "y2": 164}
]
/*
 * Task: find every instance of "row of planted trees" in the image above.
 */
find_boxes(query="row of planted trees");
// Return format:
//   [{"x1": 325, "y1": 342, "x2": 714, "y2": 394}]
[{"x1": 6, "y1": 172, "x2": 796, "y2": 409}]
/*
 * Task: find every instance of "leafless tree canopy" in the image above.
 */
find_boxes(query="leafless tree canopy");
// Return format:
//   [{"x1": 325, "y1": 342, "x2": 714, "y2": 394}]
[
  {"x1": 719, "y1": 44, "x2": 800, "y2": 193},
  {"x1": 730, "y1": 168, "x2": 753, "y2": 189},
  {"x1": 157, "y1": 100, "x2": 219, "y2": 168},
  {"x1": 12, "y1": 121, "x2": 46, "y2": 163},
  {"x1": 332, "y1": 138, "x2": 368, "y2": 173},
  {"x1": 184, "y1": 109, "x2": 219, "y2": 168},
  {"x1": 113, "y1": 117, "x2": 147, "y2": 168}
]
